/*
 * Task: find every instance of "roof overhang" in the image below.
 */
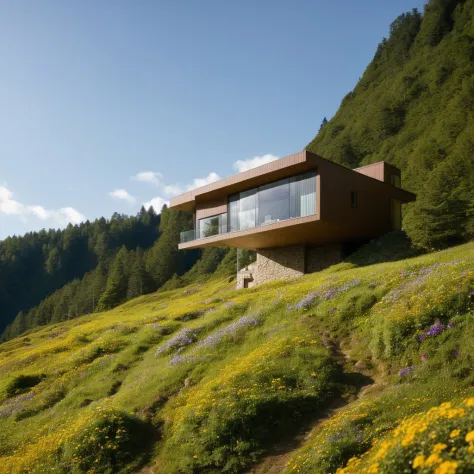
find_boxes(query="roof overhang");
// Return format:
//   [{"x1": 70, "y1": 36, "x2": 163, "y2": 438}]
[{"x1": 170, "y1": 151, "x2": 317, "y2": 212}]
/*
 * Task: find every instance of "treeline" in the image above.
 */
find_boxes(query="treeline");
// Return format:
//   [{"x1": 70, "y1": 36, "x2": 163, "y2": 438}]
[
  {"x1": 1, "y1": 206, "x2": 202, "y2": 341},
  {"x1": 307, "y1": 0, "x2": 474, "y2": 249}
]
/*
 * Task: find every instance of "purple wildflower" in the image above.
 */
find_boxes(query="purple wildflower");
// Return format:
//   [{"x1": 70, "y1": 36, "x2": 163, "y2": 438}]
[
  {"x1": 451, "y1": 350, "x2": 459, "y2": 359},
  {"x1": 196, "y1": 315, "x2": 261, "y2": 350},
  {"x1": 419, "y1": 321, "x2": 449, "y2": 341},
  {"x1": 168, "y1": 315, "x2": 261, "y2": 366},
  {"x1": 421, "y1": 354, "x2": 427, "y2": 361},
  {"x1": 288, "y1": 292, "x2": 319, "y2": 311},
  {"x1": 154, "y1": 327, "x2": 200, "y2": 358},
  {"x1": 288, "y1": 279, "x2": 362, "y2": 311},
  {"x1": 398, "y1": 365, "x2": 415, "y2": 377}
]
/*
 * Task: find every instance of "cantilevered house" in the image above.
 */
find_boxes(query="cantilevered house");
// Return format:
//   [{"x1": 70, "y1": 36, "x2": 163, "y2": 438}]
[{"x1": 170, "y1": 151, "x2": 416, "y2": 287}]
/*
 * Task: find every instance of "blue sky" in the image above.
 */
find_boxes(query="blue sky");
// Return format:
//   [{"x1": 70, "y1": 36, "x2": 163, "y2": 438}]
[{"x1": 0, "y1": 0, "x2": 425, "y2": 240}]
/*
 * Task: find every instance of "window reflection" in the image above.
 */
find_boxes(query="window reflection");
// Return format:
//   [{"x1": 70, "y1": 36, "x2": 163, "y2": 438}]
[
  {"x1": 257, "y1": 178, "x2": 289, "y2": 225},
  {"x1": 198, "y1": 213, "x2": 227, "y2": 238},
  {"x1": 228, "y1": 170, "x2": 316, "y2": 231}
]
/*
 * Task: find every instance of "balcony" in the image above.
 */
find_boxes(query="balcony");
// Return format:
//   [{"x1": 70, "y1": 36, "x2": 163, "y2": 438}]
[
  {"x1": 180, "y1": 169, "x2": 318, "y2": 245},
  {"x1": 180, "y1": 225, "x2": 229, "y2": 244}
]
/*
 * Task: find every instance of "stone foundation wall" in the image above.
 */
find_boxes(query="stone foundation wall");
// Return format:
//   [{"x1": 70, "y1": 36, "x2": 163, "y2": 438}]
[
  {"x1": 305, "y1": 244, "x2": 343, "y2": 273},
  {"x1": 236, "y1": 244, "x2": 344, "y2": 289},
  {"x1": 252, "y1": 245, "x2": 305, "y2": 285}
]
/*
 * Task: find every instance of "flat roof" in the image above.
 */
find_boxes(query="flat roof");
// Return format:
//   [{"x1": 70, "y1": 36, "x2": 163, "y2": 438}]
[
  {"x1": 170, "y1": 151, "x2": 415, "y2": 212},
  {"x1": 170, "y1": 151, "x2": 317, "y2": 212}
]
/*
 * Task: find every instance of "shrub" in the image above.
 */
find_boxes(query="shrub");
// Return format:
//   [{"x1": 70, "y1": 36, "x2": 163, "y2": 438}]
[
  {"x1": 336, "y1": 398, "x2": 474, "y2": 473},
  {"x1": 62, "y1": 408, "x2": 151, "y2": 474},
  {"x1": 6, "y1": 374, "x2": 45, "y2": 397}
]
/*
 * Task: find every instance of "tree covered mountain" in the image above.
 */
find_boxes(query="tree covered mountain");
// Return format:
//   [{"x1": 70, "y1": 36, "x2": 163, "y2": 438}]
[
  {"x1": 0, "y1": 206, "x2": 202, "y2": 340},
  {"x1": 307, "y1": 0, "x2": 474, "y2": 249}
]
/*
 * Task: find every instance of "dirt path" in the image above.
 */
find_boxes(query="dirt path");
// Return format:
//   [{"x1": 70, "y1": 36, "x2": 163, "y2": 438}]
[{"x1": 247, "y1": 338, "x2": 382, "y2": 474}]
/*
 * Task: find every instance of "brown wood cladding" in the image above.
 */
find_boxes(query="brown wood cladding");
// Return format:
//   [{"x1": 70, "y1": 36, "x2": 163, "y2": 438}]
[
  {"x1": 354, "y1": 163, "x2": 385, "y2": 182},
  {"x1": 172, "y1": 150, "x2": 416, "y2": 251},
  {"x1": 171, "y1": 151, "x2": 309, "y2": 211},
  {"x1": 195, "y1": 196, "x2": 227, "y2": 221}
]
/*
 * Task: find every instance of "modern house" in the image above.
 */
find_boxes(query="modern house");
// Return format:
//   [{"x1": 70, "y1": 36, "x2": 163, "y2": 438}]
[{"x1": 169, "y1": 151, "x2": 416, "y2": 287}]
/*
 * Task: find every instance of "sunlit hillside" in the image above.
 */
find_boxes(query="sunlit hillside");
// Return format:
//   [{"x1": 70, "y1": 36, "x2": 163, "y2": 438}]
[{"x1": 0, "y1": 241, "x2": 473, "y2": 473}]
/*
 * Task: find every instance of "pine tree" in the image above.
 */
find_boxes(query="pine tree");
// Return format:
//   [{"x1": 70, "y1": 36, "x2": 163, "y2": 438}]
[
  {"x1": 127, "y1": 247, "x2": 154, "y2": 299},
  {"x1": 145, "y1": 206, "x2": 198, "y2": 288},
  {"x1": 319, "y1": 117, "x2": 328, "y2": 132},
  {"x1": 9, "y1": 311, "x2": 27, "y2": 338},
  {"x1": 405, "y1": 157, "x2": 473, "y2": 249},
  {"x1": 97, "y1": 246, "x2": 130, "y2": 311}
]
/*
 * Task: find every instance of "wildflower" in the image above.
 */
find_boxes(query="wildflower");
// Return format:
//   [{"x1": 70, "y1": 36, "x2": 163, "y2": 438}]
[
  {"x1": 432, "y1": 443, "x2": 447, "y2": 454},
  {"x1": 464, "y1": 398, "x2": 474, "y2": 407},
  {"x1": 434, "y1": 460, "x2": 458, "y2": 474},
  {"x1": 413, "y1": 454, "x2": 425, "y2": 468},
  {"x1": 465, "y1": 431, "x2": 474, "y2": 443},
  {"x1": 450, "y1": 429, "x2": 460, "y2": 438},
  {"x1": 421, "y1": 353, "x2": 427, "y2": 361},
  {"x1": 154, "y1": 327, "x2": 201, "y2": 357},
  {"x1": 419, "y1": 321, "x2": 446, "y2": 341}
]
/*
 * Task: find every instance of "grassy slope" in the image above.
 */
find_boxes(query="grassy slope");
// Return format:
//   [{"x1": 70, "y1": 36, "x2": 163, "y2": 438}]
[{"x1": 0, "y1": 242, "x2": 473, "y2": 473}]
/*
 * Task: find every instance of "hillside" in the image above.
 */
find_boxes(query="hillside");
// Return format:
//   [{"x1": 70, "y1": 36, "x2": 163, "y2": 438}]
[
  {"x1": 0, "y1": 206, "x2": 205, "y2": 341},
  {"x1": 0, "y1": 241, "x2": 473, "y2": 473},
  {"x1": 307, "y1": 0, "x2": 474, "y2": 249}
]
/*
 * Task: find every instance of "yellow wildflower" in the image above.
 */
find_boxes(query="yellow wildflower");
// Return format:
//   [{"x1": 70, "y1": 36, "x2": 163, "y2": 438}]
[
  {"x1": 434, "y1": 460, "x2": 458, "y2": 474},
  {"x1": 425, "y1": 453, "x2": 442, "y2": 467},
  {"x1": 432, "y1": 443, "x2": 448, "y2": 454},
  {"x1": 413, "y1": 454, "x2": 425, "y2": 468},
  {"x1": 367, "y1": 463, "x2": 379, "y2": 473},
  {"x1": 450, "y1": 429, "x2": 460, "y2": 438},
  {"x1": 464, "y1": 397, "x2": 474, "y2": 407},
  {"x1": 465, "y1": 431, "x2": 474, "y2": 443}
]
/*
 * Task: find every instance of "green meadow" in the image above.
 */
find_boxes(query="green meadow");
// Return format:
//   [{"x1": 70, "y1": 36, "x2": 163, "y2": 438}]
[{"x1": 1, "y1": 241, "x2": 473, "y2": 473}]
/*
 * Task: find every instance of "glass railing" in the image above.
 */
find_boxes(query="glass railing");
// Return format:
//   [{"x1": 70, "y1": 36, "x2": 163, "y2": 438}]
[{"x1": 180, "y1": 225, "x2": 230, "y2": 244}]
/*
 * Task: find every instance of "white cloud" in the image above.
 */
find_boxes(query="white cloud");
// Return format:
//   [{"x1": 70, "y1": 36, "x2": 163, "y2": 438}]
[
  {"x1": 143, "y1": 196, "x2": 169, "y2": 212},
  {"x1": 0, "y1": 186, "x2": 85, "y2": 227},
  {"x1": 190, "y1": 172, "x2": 221, "y2": 190},
  {"x1": 132, "y1": 171, "x2": 163, "y2": 186},
  {"x1": 163, "y1": 172, "x2": 221, "y2": 197},
  {"x1": 164, "y1": 184, "x2": 185, "y2": 196},
  {"x1": 108, "y1": 189, "x2": 136, "y2": 204},
  {"x1": 233, "y1": 154, "x2": 280, "y2": 173}
]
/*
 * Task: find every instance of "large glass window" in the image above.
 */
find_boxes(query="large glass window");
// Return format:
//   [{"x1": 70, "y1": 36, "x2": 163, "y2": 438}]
[
  {"x1": 239, "y1": 189, "x2": 257, "y2": 230},
  {"x1": 198, "y1": 213, "x2": 227, "y2": 238},
  {"x1": 228, "y1": 170, "x2": 316, "y2": 232},
  {"x1": 290, "y1": 171, "x2": 316, "y2": 218},
  {"x1": 257, "y1": 178, "x2": 290, "y2": 225}
]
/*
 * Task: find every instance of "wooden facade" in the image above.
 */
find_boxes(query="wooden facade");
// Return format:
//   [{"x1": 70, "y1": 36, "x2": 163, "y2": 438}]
[{"x1": 170, "y1": 151, "x2": 416, "y2": 251}]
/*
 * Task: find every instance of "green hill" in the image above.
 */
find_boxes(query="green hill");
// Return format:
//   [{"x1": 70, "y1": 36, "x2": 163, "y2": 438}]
[
  {"x1": 0, "y1": 242, "x2": 473, "y2": 473},
  {"x1": 307, "y1": 0, "x2": 474, "y2": 249}
]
